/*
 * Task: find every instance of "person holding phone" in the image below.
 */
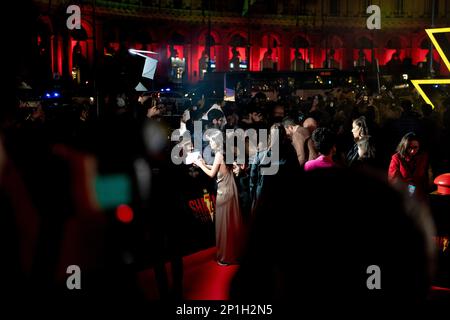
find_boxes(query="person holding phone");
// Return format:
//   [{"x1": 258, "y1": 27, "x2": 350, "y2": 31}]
[
  {"x1": 194, "y1": 130, "x2": 244, "y2": 266},
  {"x1": 146, "y1": 102, "x2": 164, "y2": 119},
  {"x1": 388, "y1": 132, "x2": 430, "y2": 199}
]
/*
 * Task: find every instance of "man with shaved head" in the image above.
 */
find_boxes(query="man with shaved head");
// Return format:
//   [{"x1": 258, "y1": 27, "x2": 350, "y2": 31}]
[
  {"x1": 303, "y1": 117, "x2": 318, "y2": 134},
  {"x1": 282, "y1": 117, "x2": 318, "y2": 168}
]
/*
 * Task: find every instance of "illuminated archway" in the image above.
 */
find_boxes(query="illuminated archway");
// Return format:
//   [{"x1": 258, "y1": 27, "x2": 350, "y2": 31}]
[
  {"x1": 69, "y1": 20, "x2": 93, "y2": 84},
  {"x1": 227, "y1": 32, "x2": 248, "y2": 71},
  {"x1": 290, "y1": 34, "x2": 311, "y2": 69},
  {"x1": 353, "y1": 35, "x2": 376, "y2": 65},
  {"x1": 197, "y1": 30, "x2": 220, "y2": 78},
  {"x1": 167, "y1": 31, "x2": 187, "y2": 60},
  {"x1": 320, "y1": 35, "x2": 344, "y2": 69},
  {"x1": 260, "y1": 32, "x2": 282, "y2": 71},
  {"x1": 383, "y1": 36, "x2": 407, "y2": 66}
]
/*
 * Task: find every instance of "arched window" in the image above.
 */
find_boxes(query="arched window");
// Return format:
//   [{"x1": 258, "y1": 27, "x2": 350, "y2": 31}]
[
  {"x1": 353, "y1": 36, "x2": 374, "y2": 64},
  {"x1": 290, "y1": 35, "x2": 310, "y2": 70},
  {"x1": 320, "y1": 35, "x2": 343, "y2": 69},
  {"x1": 70, "y1": 26, "x2": 89, "y2": 84},
  {"x1": 384, "y1": 36, "x2": 407, "y2": 65},
  {"x1": 228, "y1": 33, "x2": 248, "y2": 71},
  {"x1": 260, "y1": 33, "x2": 281, "y2": 71},
  {"x1": 198, "y1": 32, "x2": 219, "y2": 79}
]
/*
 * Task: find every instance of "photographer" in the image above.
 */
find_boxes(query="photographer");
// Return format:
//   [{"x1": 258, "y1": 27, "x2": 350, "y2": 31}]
[
  {"x1": 138, "y1": 93, "x2": 163, "y2": 121},
  {"x1": 147, "y1": 102, "x2": 164, "y2": 120}
]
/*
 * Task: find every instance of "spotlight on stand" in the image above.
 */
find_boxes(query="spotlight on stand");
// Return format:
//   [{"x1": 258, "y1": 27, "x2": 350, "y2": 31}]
[{"x1": 129, "y1": 48, "x2": 159, "y2": 91}]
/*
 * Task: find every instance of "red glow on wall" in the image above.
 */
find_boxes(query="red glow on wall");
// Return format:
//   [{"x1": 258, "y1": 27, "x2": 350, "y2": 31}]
[
  {"x1": 381, "y1": 49, "x2": 406, "y2": 66},
  {"x1": 258, "y1": 47, "x2": 280, "y2": 70},
  {"x1": 196, "y1": 45, "x2": 218, "y2": 79},
  {"x1": 353, "y1": 49, "x2": 373, "y2": 63},
  {"x1": 197, "y1": 46, "x2": 217, "y2": 64},
  {"x1": 415, "y1": 49, "x2": 440, "y2": 64},
  {"x1": 57, "y1": 41, "x2": 62, "y2": 76},
  {"x1": 167, "y1": 45, "x2": 184, "y2": 59},
  {"x1": 417, "y1": 49, "x2": 428, "y2": 63},
  {"x1": 228, "y1": 47, "x2": 246, "y2": 61},
  {"x1": 107, "y1": 42, "x2": 120, "y2": 53},
  {"x1": 258, "y1": 49, "x2": 266, "y2": 69},
  {"x1": 318, "y1": 48, "x2": 343, "y2": 68},
  {"x1": 289, "y1": 48, "x2": 309, "y2": 62},
  {"x1": 261, "y1": 34, "x2": 280, "y2": 49},
  {"x1": 383, "y1": 49, "x2": 396, "y2": 65},
  {"x1": 70, "y1": 40, "x2": 87, "y2": 71},
  {"x1": 48, "y1": 24, "x2": 448, "y2": 82}
]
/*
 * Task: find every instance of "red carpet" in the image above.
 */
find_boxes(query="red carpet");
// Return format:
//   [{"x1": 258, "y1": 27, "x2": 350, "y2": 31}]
[
  {"x1": 137, "y1": 247, "x2": 239, "y2": 300},
  {"x1": 137, "y1": 247, "x2": 450, "y2": 301}
]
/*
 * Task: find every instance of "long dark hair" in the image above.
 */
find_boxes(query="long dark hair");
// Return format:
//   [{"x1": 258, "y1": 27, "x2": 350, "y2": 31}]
[{"x1": 396, "y1": 132, "x2": 419, "y2": 158}]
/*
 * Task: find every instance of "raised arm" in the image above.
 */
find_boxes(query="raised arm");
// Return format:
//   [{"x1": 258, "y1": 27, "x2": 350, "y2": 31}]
[
  {"x1": 195, "y1": 152, "x2": 223, "y2": 178},
  {"x1": 291, "y1": 131, "x2": 307, "y2": 167}
]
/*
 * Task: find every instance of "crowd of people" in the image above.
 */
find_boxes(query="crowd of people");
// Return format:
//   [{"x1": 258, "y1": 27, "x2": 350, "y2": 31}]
[
  {"x1": 2, "y1": 77, "x2": 450, "y2": 309},
  {"x1": 6, "y1": 0, "x2": 448, "y2": 313}
]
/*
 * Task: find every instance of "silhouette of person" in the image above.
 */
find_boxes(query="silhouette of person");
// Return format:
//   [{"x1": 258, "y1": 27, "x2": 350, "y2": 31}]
[
  {"x1": 139, "y1": 120, "x2": 185, "y2": 300},
  {"x1": 198, "y1": 50, "x2": 209, "y2": 80},
  {"x1": 355, "y1": 49, "x2": 370, "y2": 68},
  {"x1": 230, "y1": 168, "x2": 436, "y2": 314},
  {"x1": 291, "y1": 49, "x2": 306, "y2": 71},
  {"x1": 386, "y1": 51, "x2": 402, "y2": 83},
  {"x1": 72, "y1": 41, "x2": 87, "y2": 83},
  {"x1": 323, "y1": 49, "x2": 339, "y2": 69},
  {"x1": 169, "y1": 45, "x2": 185, "y2": 84},
  {"x1": 261, "y1": 48, "x2": 274, "y2": 71},
  {"x1": 230, "y1": 47, "x2": 241, "y2": 71},
  {"x1": 418, "y1": 50, "x2": 440, "y2": 76}
]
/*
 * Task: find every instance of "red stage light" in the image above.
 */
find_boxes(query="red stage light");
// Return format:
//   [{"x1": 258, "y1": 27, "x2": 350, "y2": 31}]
[{"x1": 116, "y1": 204, "x2": 134, "y2": 223}]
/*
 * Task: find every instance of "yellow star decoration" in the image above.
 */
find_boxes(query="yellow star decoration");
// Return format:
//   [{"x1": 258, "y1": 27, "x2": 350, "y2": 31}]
[{"x1": 411, "y1": 27, "x2": 450, "y2": 109}]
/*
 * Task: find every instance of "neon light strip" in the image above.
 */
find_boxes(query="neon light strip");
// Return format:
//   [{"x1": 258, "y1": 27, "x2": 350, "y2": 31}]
[
  {"x1": 426, "y1": 27, "x2": 450, "y2": 73},
  {"x1": 411, "y1": 79, "x2": 450, "y2": 109},
  {"x1": 412, "y1": 27, "x2": 450, "y2": 109}
]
